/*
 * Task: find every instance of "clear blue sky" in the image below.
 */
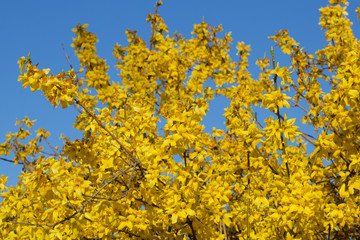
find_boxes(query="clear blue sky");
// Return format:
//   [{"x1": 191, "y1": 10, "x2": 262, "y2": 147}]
[{"x1": 1, "y1": 1, "x2": 359, "y2": 187}]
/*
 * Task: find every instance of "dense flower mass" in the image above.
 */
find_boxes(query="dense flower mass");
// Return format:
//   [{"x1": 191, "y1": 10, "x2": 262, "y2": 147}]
[{"x1": 1, "y1": 0, "x2": 360, "y2": 239}]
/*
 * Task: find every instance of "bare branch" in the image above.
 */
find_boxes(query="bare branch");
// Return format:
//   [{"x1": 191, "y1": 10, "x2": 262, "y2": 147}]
[
  {"x1": 186, "y1": 217, "x2": 198, "y2": 240},
  {"x1": 149, "y1": 2, "x2": 161, "y2": 51},
  {"x1": 6, "y1": 165, "x2": 135, "y2": 229},
  {"x1": 0, "y1": 157, "x2": 23, "y2": 164},
  {"x1": 72, "y1": 101, "x2": 83, "y2": 114},
  {"x1": 43, "y1": 138, "x2": 59, "y2": 157},
  {"x1": 61, "y1": 43, "x2": 74, "y2": 70},
  {"x1": 300, "y1": 132, "x2": 316, "y2": 146},
  {"x1": 49, "y1": 165, "x2": 134, "y2": 228},
  {"x1": 7, "y1": 221, "x2": 43, "y2": 227},
  {"x1": 40, "y1": 151, "x2": 58, "y2": 157},
  {"x1": 289, "y1": 99, "x2": 308, "y2": 113},
  {"x1": 83, "y1": 165, "x2": 138, "y2": 201},
  {"x1": 73, "y1": 98, "x2": 141, "y2": 167},
  {"x1": 222, "y1": 219, "x2": 227, "y2": 240}
]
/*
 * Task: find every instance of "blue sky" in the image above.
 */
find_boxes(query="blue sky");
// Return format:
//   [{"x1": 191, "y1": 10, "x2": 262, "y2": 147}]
[{"x1": 1, "y1": 0, "x2": 359, "y2": 187}]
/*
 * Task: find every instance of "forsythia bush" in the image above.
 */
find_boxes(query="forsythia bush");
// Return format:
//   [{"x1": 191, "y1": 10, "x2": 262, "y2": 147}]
[{"x1": 1, "y1": 0, "x2": 360, "y2": 239}]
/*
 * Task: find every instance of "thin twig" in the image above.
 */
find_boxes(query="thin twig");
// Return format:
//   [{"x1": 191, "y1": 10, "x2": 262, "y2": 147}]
[
  {"x1": 271, "y1": 47, "x2": 290, "y2": 178},
  {"x1": 74, "y1": 98, "x2": 141, "y2": 167},
  {"x1": 82, "y1": 194, "x2": 120, "y2": 201},
  {"x1": 222, "y1": 218, "x2": 227, "y2": 240},
  {"x1": 149, "y1": 3, "x2": 160, "y2": 51},
  {"x1": 219, "y1": 218, "x2": 222, "y2": 235},
  {"x1": 246, "y1": 150, "x2": 251, "y2": 240},
  {"x1": 43, "y1": 138, "x2": 59, "y2": 156},
  {"x1": 289, "y1": 99, "x2": 308, "y2": 113},
  {"x1": 134, "y1": 197, "x2": 160, "y2": 208},
  {"x1": 49, "y1": 165, "x2": 134, "y2": 228},
  {"x1": 72, "y1": 101, "x2": 83, "y2": 114},
  {"x1": 9, "y1": 123, "x2": 25, "y2": 151},
  {"x1": 41, "y1": 151, "x2": 58, "y2": 156},
  {"x1": 6, "y1": 165, "x2": 135, "y2": 228},
  {"x1": 62, "y1": 43, "x2": 74, "y2": 70},
  {"x1": 0, "y1": 157, "x2": 23, "y2": 164},
  {"x1": 7, "y1": 221, "x2": 43, "y2": 227},
  {"x1": 300, "y1": 132, "x2": 316, "y2": 146},
  {"x1": 83, "y1": 165, "x2": 138, "y2": 201},
  {"x1": 187, "y1": 216, "x2": 198, "y2": 240},
  {"x1": 9, "y1": 124, "x2": 31, "y2": 171},
  {"x1": 61, "y1": 42, "x2": 82, "y2": 87}
]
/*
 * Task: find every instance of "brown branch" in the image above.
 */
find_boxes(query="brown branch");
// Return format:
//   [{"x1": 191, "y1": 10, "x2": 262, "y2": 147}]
[
  {"x1": 6, "y1": 165, "x2": 135, "y2": 229},
  {"x1": 43, "y1": 138, "x2": 59, "y2": 157},
  {"x1": 254, "y1": 118, "x2": 264, "y2": 129},
  {"x1": 127, "y1": 162, "x2": 136, "y2": 188},
  {"x1": 72, "y1": 101, "x2": 83, "y2": 114},
  {"x1": 248, "y1": 143, "x2": 279, "y2": 175},
  {"x1": 270, "y1": 48, "x2": 290, "y2": 178},
  {"x1": 289, "y1": 99, "x2": 308, "y2": 113},
  {"x1": 119, "y1": 229, "x2": 141, "y2": 238},
  {"x1": 290, "y1": 84, "x2": 308, "y2": 103},
  {"x1": 7, "y1": 221, "x2": 43, "y2": 227},
  {"x1": 218, "y1": 218, "x2": 228, "y2": 239},
  {"x1": 300, "y1": 132, "x2": 316, "y2": 146},
  {"x1": 9, "y1": 122, "x2": 25, "y2": 151},
  {"x1": 62, "y1": 42, "x2": 83, "y2": 88},
  {"x1": 0, "y1": 157, "x2": 23, "y2": 164},
  {"x1": 149, "y1": 2, "x2": 160, "y2": 51},
  {"x1": 218, "y1": 219, "x2": 223, "y2": 236},
  {"x1": 82, "y1": 194, "x2": 121, "y2": 201},
  {"x1": 40, "y1": 151, "x2": 58, "y2": 157},
  {"x1": 109, "y1": 143, "x2": 132, "y2": 167},
  {"x1": 222, "y1": 219, "x2": 227, "y2": 240},
  {"x1": 315, "y1": 229, "x2": 326, "y2": 240},
  {"x1": 83, "y1": 164, "x2": 137, "y2": 201},
  {"x1": 8, "y1": 123, "x2": 31, "y2": 171},
  {"x1": 187, "y1": 216, "x2": 198, "y2": 240},
  {"x1": 246, "y1": 151, "x2": 251, "y2": 239},
  {"x1": 134, "y1": 197, "x2": 160, "y2": 208},
  {"x1": 73, "y1": 98, "x2": 141, "y2": 167},
  {"x1": 49, "y1": 165, "x2": 134, "y2": 228},
  {"x1": 62, "y1": 43, "x2": 74, "y2": 70}
]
